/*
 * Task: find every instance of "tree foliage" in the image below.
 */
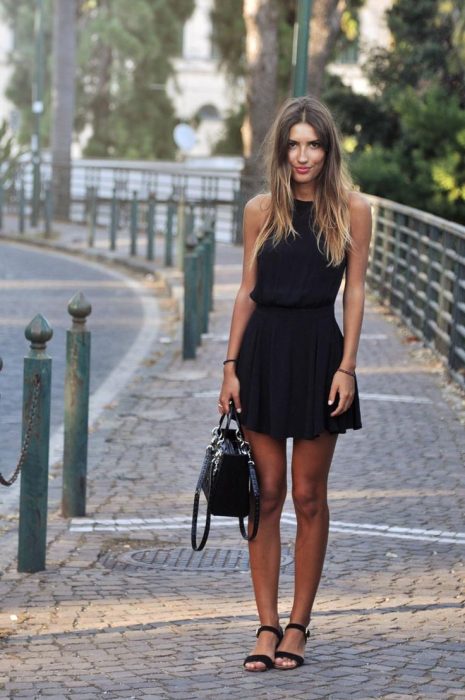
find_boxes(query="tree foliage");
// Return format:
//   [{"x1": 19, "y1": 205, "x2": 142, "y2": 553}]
[
  {"x1": 366, "y1": 0, "x2": 465, "y2": 105},
  {"x1": 211, "y1": 0, "x2": 364, "y2": 154},
  {"x1": 350, "y1": 0, "x2": 465, "y2": 223},
  {"x1": 0, "y1": 0, "x2": 194, "y2": 159}
]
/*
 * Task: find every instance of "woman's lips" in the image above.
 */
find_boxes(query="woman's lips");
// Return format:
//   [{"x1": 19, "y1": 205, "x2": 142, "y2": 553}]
[{"x1": 295, "y1": 167, "x2": 310, "y2": 174}]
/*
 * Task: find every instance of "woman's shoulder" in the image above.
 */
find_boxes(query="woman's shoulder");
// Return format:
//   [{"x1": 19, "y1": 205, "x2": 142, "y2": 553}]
[
  {"x1": 243, "y1": 193, "x2": 271, "y2": 235},
  {"x1": 244, "y1": 193, "x2": 272, "y2": 218},
  {"x1": 348, "y1": 190, "x2": 371, "y2": 215}
]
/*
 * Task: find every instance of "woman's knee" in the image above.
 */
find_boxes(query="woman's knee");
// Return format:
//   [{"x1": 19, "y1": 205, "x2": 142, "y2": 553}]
[
  {"x1": 292, "y1": 484, "x2": 328, "y2": 519},
  {"x1": 260, "y1": 479, "x2": 287, "y2": 516}
]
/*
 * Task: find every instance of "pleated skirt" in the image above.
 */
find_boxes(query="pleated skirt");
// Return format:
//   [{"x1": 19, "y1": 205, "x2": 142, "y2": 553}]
[{"x1": 236, "y1": 304, "x2": 362, "y2": 440}]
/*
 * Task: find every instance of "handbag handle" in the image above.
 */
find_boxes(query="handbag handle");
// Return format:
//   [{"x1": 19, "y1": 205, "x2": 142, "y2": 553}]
[{"x1": 219, "y1": 400, "x2": 243, "y2": 432}]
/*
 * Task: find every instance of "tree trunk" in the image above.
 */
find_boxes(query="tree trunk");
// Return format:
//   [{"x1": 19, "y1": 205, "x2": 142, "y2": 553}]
[
  {"x1": 238, "y1": 0, "x2": 279, "y2": 242},
  {"x1": 308, "y1": 0, "x2": 346, "y2": 97},
  {"x1": 51, "y1": 0, "x2": 77, "y2": 220}
]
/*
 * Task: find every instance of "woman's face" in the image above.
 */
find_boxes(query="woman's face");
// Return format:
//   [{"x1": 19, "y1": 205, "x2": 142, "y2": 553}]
[{"x1": 287, "y1": 122, "x2": 326, "y2": 187}]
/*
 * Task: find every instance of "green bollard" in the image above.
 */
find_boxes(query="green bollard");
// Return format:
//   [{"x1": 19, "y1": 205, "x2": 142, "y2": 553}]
[
  {"x1": 146, "y1": 195, "x2": 155, "y2": 261},
  {"x1": 0, "y1": 180, "x2": 4, "y2": 231},
  {"x1": 202, "y1": 234, "x2": 212, "y2": 333},
  {"x1": 205, "y1": 221, "x2": 215, "y2": 312},
  {"x1": 110, "y1": 187, "x2": 117, "y2": 251},
  {"x1": 165, "y1": 202, "x2": 174, "y2": 267},
  {"x1": 87, "y1": 186, "x2": 97, "y2": 247},
  {"x1": 19, "y1": 180, "x2": 25, "y2": 234},
  {"x1": 62, "y1": 292, "x2": 92, "y2": 518},
  {"x1": 44, "y1": 183, "x2": 53, "y2": 237},
  {"x1": 177, "y1": 197, "x2": 187, "y2": 270},
  {"x1": 196, "y1": 241, "x2": 206, "y2": 342},
  {"x1": 130, "y1": 190, "x2": 138, "y2": 256},
  {"x1": 17, "y1": 314, "x2": 53, "y2": 573},
  {"x1": 183, "y1": 252, "x2": 199, "y2": 359}
]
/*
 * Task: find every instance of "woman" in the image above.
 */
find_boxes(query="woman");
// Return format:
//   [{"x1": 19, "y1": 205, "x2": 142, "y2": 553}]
[{"x1": 218, "y1": 95, "x2": 372, "y2": 671}]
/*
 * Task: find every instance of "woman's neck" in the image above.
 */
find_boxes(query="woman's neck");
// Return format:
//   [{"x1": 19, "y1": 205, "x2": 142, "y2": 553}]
[{"x1": 292, "y1": 185, "x2": 316, "y2": 201}]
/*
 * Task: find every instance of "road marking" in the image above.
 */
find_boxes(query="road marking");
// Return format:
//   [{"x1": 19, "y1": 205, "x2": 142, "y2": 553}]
[
  {"x1": 69, "y1": 514, "x2": 465, "y2": 545},
  {"x1": 203, "y1": 333, "x2": 388, "y2": 343},
  {"x1": 192, "y1": 389, "x2": 433, "y2": 404},
  {"x1": 358, "y1": 392, "x2": 432, "y2": 404}
]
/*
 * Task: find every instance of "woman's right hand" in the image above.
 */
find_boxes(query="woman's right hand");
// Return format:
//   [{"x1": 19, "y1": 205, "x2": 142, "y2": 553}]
[{"x1": 218, "y1": 371, "x2": 241, "y2": 415}]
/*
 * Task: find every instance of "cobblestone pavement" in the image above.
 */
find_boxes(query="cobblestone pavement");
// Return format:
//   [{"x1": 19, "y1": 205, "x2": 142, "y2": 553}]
[{"x1": 0, "y1": 219, "x2": 465, "y2": 699}]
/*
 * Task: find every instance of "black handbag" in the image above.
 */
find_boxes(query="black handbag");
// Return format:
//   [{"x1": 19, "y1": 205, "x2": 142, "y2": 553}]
[{"x1": 191, "y1": 403, "x2": 260, "y2": 551}]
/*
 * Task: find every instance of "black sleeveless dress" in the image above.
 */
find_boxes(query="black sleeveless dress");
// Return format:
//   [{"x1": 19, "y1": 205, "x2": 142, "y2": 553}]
[{"x1": 236, "y1": 198, "x2": 362, "y2": 440}]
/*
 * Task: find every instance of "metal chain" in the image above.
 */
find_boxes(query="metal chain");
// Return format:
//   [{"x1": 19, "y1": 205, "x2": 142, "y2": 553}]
[{"x1": 0, "y1": 374, "x2": 41, "y2": 487}]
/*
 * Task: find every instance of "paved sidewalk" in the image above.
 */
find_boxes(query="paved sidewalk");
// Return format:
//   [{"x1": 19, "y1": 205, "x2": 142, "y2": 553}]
[{"x1": 0, "y1": 218, "x2": 465, "y2": 699}]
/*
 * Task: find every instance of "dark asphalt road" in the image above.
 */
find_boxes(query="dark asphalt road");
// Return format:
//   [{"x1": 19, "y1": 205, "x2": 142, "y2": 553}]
[{"x1": 0, "y1": 241, "x2": 144, "y2": 497}]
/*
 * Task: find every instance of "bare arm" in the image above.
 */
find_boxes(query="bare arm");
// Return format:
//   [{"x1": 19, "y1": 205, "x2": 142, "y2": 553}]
[
  {"x1": 218, "y1": 195, "x2": 269, "y2": 414},
  {"x1": 328, "y1": 192, "x2": 372, "y2": 416}
]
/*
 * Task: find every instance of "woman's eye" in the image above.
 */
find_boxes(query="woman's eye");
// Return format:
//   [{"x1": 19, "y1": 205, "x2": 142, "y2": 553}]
[
  {"x1": 288, "y1": 142, "x2": 297, "y2": 149},
  {"x1": 310, "y1": 141, "x2": 321, "y2": 149}
]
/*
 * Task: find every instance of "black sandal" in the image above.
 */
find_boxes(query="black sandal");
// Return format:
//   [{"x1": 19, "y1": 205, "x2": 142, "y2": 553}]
[
  {"x1": 274, "y1": 622, "x2": 310, "y2": 670},
  {"x1": 243, "y1": 625, "x2": 283, "y2": 672}
]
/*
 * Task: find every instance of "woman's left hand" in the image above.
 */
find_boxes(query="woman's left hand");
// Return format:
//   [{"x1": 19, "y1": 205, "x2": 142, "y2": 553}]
[{"x1": 328, "y1": 371, "x2": 355, "y2": 417}]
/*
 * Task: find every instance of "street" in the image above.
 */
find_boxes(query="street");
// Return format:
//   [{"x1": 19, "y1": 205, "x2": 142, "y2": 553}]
[{"x1": 0, "y1": 241, "x2": 147, "y2": 515}]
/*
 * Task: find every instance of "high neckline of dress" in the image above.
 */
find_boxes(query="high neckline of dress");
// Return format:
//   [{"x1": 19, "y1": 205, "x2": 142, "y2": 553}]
[{"x1": 293, "y1": 197, "x2": 314, "y2": 207}]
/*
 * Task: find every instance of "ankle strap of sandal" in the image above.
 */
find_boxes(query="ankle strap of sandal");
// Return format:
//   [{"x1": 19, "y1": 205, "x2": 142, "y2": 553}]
[
  {"x1": 256, "y1": 625, "x2": 283, "y2": 640},
  {"x1": 285, "y1": 622, "x2": 310, "y2": 641}
]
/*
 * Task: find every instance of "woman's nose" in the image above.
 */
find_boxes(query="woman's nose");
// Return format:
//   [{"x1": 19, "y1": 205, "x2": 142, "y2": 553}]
[{"x1": 298, "y1": 148, "x2": 308, "y2": 162}]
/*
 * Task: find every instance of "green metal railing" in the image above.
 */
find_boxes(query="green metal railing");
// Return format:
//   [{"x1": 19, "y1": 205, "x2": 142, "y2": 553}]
[
  {"x1": 367, "y1": 196, "x2": 465, "y2": 389},
  {"x1": 0, "y1": 161, "x2": 241, "y2": 244}
]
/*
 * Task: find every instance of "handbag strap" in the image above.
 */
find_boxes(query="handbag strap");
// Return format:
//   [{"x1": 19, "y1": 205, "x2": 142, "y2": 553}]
[
  {"x1": 239, "y1": 457, "x2": 260, "y2": 541},
  {"x1": 191, "y1": 445, "x2": 213, "y2": 551},
  {"x1": 225, "y1": 401, "x2": 261, "y2": 542}
]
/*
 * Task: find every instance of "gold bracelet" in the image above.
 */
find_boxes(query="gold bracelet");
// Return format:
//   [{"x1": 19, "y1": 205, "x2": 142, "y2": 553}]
[{"x1": 337, "y1": 367, "x2": 356, "y2": 378}]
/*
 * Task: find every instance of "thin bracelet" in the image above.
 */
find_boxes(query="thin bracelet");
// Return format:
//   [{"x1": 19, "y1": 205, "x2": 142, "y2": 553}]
[
  {"x1": 223, "y1": 358, "x2": 238, "y2": 366},
  {"x1": 337, "y1": 367, "x2": 356, "y2": 378}
]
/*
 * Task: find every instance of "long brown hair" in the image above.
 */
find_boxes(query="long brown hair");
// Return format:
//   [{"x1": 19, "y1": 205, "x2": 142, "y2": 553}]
[{"x1": 252, "y1": 95, "x2": 353, "y2": 267}]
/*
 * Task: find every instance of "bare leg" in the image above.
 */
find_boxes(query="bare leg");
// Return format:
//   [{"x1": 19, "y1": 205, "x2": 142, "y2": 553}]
[
  {"x1": 275, "y1": 431, "x2": 338, "y2": 668},
  {"x1": 242, "y1": 427, "x2": 287, "y2": 671}
]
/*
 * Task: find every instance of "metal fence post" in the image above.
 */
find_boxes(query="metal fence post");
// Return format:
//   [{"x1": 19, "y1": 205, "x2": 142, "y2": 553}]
[
  {"x1": 183, "y1": 252, "x2": 198, "y2": 359},
  {"x1": 110, "y1": 186, "x2": 118, "y2": 251},
  {"x1": 165, "y1": 202, "x2": 174, "y2": 267},
  {"x1": 19, "y1": 180, "x2": 25, "y2": 234},
  {"x1": 130, "y1": 190, "x2": 138, "y2": 256},
  {"x1": 17, "y1": 314, "x2": 53, "y2": 573},
  {"x1": 62, "y1": 292, "x2": 92, "y2": 518},
  {"x1": 146, "y1": 194, "x2": 155, "y2": 261}
]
